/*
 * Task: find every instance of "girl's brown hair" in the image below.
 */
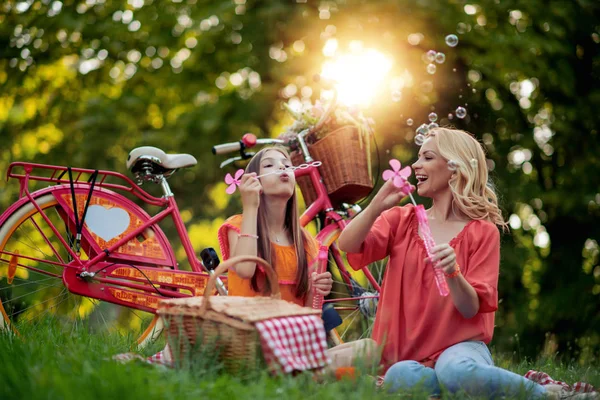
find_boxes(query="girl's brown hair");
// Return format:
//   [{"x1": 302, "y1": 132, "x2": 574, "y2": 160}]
[{"x1": 244, "y1": 146, "x2": 312, "y2": 298}]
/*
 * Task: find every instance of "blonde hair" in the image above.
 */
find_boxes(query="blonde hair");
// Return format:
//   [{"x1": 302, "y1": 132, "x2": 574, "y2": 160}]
[{"x1": 428, "y1": 127, "x2": 508, "y2": 230}]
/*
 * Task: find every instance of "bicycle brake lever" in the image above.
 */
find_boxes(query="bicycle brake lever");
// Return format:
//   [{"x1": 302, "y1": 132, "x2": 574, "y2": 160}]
[
  {"x1": 220, "y1": 156, "x2": 243, "y2": 169},
  {"x1": 219, "y1": 152, "x2": 256, "y2": 169}
]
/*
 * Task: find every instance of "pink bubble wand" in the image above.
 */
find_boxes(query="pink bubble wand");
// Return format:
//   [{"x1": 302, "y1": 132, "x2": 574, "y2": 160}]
[
  {"x1": 382, "y1": 159, "x2": 449, "y2": 297},
  {"x1": 224, "y1": 161, "x2": 322, "y2": 194}
]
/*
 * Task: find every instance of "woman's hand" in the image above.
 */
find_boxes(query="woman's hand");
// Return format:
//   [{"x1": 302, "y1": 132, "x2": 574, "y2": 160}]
[
  {"x1": 311, "y1": 271, "x2": 333, "y2": 296},
  {"x1": 371, "y1": 178, "x2": 416, "y2": 215},
  {"x1": 426, "y1": 243, "x2": 458, "y2": 274},
  {"x1": 239, "y1": 173, "x2": 262, "y2": 209}
]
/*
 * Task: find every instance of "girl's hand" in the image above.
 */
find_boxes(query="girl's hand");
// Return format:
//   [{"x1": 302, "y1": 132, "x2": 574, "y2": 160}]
[
  {"x1": 426, "y1": 243, "x2": 458, "y2": 274},
  {"x1": 239, "y1": 173, "x2": 262, "y2": 209},
  {"x1": 371, "y1": 178, "x2": 416, "y2": 214},
  {"x1": 311, "y1": 271, "x2": 333, "y2": 296}
]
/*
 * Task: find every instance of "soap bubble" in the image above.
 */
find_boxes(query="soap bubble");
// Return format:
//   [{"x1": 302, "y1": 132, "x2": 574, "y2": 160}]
[
  {"x1": 428, "y1": 122, "x2": 439, "y2": 130},
  {"x1": 428, "y1": 112, "x2": 438, "y2": 122},
  {"x1": 435, "y1": 52, "x2": 446, "y2": 64},
  {"x1": 406, "y1": 118, "x2": 414, "y2": 126},
  {"x1": 445, "y1": 34, "x2": 459, "y2": 47},
  {"x1": 416, "y1": 124, "x2": 429, "y2": 136},
  {"x1": 427, "y1": 63, "x2": 437, "y2": 74},
  {"x1": 455, "y1": 106, "x2": 467, "y2": 119},
  {"x1": 426, "y1": 50, "x2": 437, "y2": 62},
  {"x1": 415, "y1": 133, "x2": 425, "y2": 146},
  {"x1": 447, "y1": 160, "x2": 458, "y2": 171}
]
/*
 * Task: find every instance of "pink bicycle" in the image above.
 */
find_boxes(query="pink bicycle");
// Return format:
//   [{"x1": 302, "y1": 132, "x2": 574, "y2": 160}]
[
  {"x1": 0, "y1": 148, "x2": 227, "y2": 348},
  {"x1": 213, "y1": 130, "x2": 384, "y2": 343}
]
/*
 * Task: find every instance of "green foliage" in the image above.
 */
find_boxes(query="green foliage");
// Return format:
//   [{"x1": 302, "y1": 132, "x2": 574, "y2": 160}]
[{"x1": 1, "y1": 0, "x2": 599, "y2": 362}]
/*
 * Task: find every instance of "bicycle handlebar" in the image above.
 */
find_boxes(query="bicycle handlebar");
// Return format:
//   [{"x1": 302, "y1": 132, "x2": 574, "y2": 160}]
[{"x1": 212, "y1": 133, "x2": 285, "y2": 155}]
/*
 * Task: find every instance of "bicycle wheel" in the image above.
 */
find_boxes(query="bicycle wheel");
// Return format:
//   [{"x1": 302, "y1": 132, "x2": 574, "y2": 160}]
[
  {"x1": 326, "y1": 249, "x2": 385, "y2": 344},
  {"x1": 0, "y1": 191, "x2": 167, "y2": 348}
]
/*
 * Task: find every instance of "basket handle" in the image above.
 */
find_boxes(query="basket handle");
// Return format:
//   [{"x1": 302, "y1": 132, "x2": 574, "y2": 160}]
[{"x1": 200, "y1": 255, "x2": 281, "y2": 313}]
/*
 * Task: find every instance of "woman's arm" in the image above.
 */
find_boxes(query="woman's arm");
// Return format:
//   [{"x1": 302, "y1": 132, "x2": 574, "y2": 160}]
[
  {"x1": 446, "y1": 272, "x2": 479, "y2": 318},
  {"x1": 429, "y1": 224, "x2": 500, "y2": 318},
  {"x1": 429, "y1": 244, "x2": 480, "y2": 318},
  {"x1": 338, "y1": 203, "x2": 382, "y2": 253},
  {"x1": 339, "y1": 179, "x2": 414, "y2": 253}
]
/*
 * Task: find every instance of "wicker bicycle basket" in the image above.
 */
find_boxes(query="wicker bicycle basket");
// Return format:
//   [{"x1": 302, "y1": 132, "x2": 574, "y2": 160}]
[
  {"x1": 291, "y1": 125, "x2": 373, "y2": 208},
  {"x1": 157, "y1": 256, "x2": 322, "y2": 373}
]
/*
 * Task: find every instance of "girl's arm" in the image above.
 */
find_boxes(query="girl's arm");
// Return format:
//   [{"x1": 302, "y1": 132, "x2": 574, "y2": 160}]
[
  {"x1": 229, "y1": 173, "x2": 262, "y2": 278},
  {"x1": 228, "y1": 207, "x2": 260, "y2": 278}
]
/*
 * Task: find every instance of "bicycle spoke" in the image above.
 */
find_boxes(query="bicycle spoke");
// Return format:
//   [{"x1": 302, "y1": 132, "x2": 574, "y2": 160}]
[
  {"x1": 26, "y1": 290, "x2": 74, "y2": 330},
  {"x1": 339, "y1": 307, "x2": 361, "y2": 339},
  {"x1": 3, "y1": 281, "x2": 65, "y2": 308},
  {"x1": 328, "y1": 289, "x2": 359, "y2": 297},
  {"x1": 0, "y1": 276, "x2": 56, "y2": 291},
  {"x1": 10, "y1": 286, "x2": 69, "y2": 320},
  {"x1": 17, "y1": 223, "x2": 56, "y2": 263},
  {"x1": 89, "y1": 298, "x2": 111, "y2": 333}
]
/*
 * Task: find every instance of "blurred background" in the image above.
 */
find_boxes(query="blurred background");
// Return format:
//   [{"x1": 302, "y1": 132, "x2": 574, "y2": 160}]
[{"x1": 1, "y1": 0, "x2": 599, "y2": 364}]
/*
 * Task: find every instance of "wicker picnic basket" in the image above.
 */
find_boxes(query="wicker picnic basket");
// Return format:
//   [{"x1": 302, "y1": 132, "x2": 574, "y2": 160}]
[
  {"x1": 290, "y1": 125, "x2": 373, "y2": 208},
  {"x1": 157, "y1": 255, "x2": 322, "y2": 373}
]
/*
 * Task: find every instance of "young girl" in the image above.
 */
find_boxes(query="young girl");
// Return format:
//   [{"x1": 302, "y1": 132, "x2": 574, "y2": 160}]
[
  {"x1": 338, "y1": 128, "x2": 584, "y2": 399},
  {"x1": 218, "y1": 146, "x2": 378, "y2": 372},
  {"x1": 217, "y1": 146, "x2": 333, "y2": 306}
]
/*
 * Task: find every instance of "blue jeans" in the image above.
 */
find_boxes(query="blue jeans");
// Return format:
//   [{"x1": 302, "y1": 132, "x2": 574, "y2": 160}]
[{"x1": 383, "y1": 341, "x2": 547, "y2": 398}]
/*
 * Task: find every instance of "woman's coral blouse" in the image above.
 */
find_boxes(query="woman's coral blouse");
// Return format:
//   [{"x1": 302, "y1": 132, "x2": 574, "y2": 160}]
[{"x1": 346, "y1": 204, "x2": 500, "y2": 370}]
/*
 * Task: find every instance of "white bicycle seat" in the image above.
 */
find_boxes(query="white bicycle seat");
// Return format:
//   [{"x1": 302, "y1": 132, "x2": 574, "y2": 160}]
[{"x1": 127, "y1": 146, "x2": 197, "y2": 171}]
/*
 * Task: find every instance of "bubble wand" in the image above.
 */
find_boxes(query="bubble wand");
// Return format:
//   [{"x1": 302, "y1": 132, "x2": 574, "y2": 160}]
[
  {"x1": 224, "y1": 161, "x2": 322, "y2": 194},
  {"x1": 382, "y1": 159, "x2": 450, "y2": 297}
]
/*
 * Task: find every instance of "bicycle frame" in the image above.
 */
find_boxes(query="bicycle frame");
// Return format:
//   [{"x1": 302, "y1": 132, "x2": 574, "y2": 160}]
[
  {"x1": 293, "y1": 161, "x2": 381, "y2": 294},
  {"x1": 1, "y1": 162, "x2": 226, "y2": 314}
]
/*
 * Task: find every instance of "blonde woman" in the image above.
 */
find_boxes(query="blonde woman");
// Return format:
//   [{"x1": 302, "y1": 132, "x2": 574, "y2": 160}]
[{"x1": 338, "y1": 128, "x2": 579, "y2": 398}]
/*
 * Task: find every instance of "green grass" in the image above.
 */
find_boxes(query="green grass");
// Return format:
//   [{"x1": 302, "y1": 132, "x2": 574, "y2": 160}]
[{"x1": 0, "y1": 319, "x2": 598, "y2": 400}]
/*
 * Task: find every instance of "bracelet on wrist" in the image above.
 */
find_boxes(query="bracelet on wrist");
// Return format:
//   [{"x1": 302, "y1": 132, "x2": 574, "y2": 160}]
[
  {"x1": 238, "y1": 233, "x2": 259, "y2": 239},
  {"x1": 444, "y1": 264, "x2": 461, "y2": 279}
]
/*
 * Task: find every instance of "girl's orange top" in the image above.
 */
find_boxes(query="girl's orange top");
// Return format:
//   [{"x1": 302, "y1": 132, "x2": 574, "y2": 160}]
[
  {"x1": 346, "y1": 204, "x2": 500, "y2": 371},
  {"x1": 217, "y1": 215, "x2": 318, "y2": 306}
]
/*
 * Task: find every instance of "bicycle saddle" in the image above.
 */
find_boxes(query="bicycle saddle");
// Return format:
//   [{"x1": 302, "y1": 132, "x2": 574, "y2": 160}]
[{"x1": 127, "y1": 146, "x2": 197, "y2": 172}]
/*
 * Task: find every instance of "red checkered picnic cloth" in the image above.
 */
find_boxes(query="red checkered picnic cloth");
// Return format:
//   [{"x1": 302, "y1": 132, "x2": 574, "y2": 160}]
[
  {"x1": 112, "y1": 349, "x2": 173, "y2": 367},
  {"x1": 255, "y1": 315, "x2": 331, "y2": 374},
  {"x1": 525, "y1": 370, "x2": 597, "y2": 394}
]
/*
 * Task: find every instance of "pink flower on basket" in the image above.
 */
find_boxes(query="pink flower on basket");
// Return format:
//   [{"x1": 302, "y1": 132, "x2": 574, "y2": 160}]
[
  {"x1": 225, "y1": 169, "x2": 244, "y2": 194},
  {"x1": 382, "y1": 159, "x2": 412, "y2": 195},
  {"x1": 311, "y1": 101, "x2": 324, "y2": 119}
]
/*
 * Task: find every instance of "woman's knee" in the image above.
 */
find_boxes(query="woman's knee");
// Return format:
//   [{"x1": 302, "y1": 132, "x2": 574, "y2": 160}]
[
  {"x1": 383, "y1": 361, "x2": 440, "y2": 394},
  {"x1": 435, "y1": 357, "x2": 479, "y2": 392}
]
